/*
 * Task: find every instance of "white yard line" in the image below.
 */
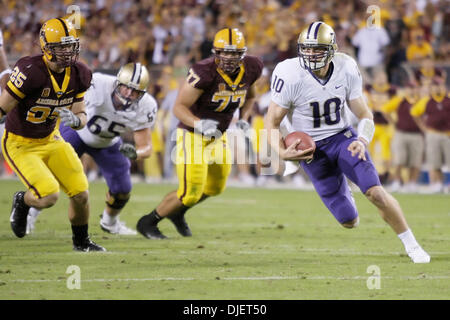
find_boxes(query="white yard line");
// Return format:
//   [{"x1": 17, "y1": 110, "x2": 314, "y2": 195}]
[{"x1": 5, "y1": 274, "x2": 450, "y2": 283}]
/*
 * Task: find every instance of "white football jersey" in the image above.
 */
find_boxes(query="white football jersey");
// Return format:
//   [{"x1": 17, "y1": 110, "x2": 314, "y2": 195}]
[
  {"x1": 271, "y1": 53, "x2": 363, "y2": 141},
  {"x1": 77, "y1": 72, "x2": 158, "y2": 148}
]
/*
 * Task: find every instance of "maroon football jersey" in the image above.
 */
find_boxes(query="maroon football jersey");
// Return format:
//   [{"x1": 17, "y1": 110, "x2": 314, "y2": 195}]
[
  {"x1": 5, "y1": 54, "x2": 92, "y2": 138},
  {"x1": 178, "y1": 55, "x2": 263, "y2": 133},
  {"x1": 423, "y1": 96, "x2": 450, "y2": 131},
  {"x1": 396, "y1": 99, "x2": 421, "y2": 133}
]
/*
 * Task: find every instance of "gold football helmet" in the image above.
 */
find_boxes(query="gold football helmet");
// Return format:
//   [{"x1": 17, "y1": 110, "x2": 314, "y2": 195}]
[
  {"x1": 212, "y1": 28, "x2": 247, "y2": 74},
  {"x1": 113, "y1": 62, "x2": 150, "y2": 109},
  {"x1": 39, "y1": 18, "x2": 80, "y2": 68},
  {"x1": 297, "y1": 22, "x2": 338, "y2": 71}
]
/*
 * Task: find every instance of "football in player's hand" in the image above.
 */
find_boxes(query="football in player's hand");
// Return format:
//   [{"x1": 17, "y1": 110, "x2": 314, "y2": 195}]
[{"x1": 284, "y1": 131, "x2": 316, "y2": 154}]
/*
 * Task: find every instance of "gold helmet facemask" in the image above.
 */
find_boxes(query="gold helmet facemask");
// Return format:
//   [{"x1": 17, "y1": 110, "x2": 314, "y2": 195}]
[
  {"x1": 113, "y1": 62, "x2": 150, "y2": 110},
  {"x1": 297, "y1": 22, "x2": 338, "y2": 71},
  {"x1": 212, "y1": 28, "x2": 247, "y2": 74},
  {"x1": 39, "y1": 18, "x2": 80, "y2": 68}
]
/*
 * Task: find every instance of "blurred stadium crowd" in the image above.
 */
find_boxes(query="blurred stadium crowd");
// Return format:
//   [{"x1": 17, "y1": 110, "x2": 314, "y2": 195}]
[{"x1": 0, "y1": 0, "x2": 449, "y2": 193}]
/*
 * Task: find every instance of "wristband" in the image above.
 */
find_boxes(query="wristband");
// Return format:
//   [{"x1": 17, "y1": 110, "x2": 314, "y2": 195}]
[{"x1": 357, "y1": 118, "x2": 375, "y2": 144}]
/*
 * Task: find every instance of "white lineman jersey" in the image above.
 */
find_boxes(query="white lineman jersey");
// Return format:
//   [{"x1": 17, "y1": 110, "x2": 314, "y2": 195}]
[
  {"x1": 271, "y1": 53, "x2": 363, "y2": 141},
  {"x1": 77, "y1": 72, "x2": 158, "y2": 148}
]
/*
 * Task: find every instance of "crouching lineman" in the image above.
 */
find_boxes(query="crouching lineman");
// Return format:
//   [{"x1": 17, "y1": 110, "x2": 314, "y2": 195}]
[{"x1": 27, "y1": 62, "x2": 157, "y2": 235}]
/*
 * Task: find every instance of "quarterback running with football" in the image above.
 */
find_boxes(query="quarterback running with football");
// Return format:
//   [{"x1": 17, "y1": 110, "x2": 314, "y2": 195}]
[
  {"x1": 26, "y1": 62, "x2": 157, "y2": 235},
  {"x1": 0, "y1": 18, "x2": 105, "y2": 251},
  {"x1": 265, "y1": 22, "x2": 430, "y2": 263},
  {"x1": 136, "y1": 28, "x2": 263, "y2": 239}
]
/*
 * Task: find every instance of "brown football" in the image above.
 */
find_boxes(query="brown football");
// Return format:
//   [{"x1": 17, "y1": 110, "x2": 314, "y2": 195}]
[{"x1": 284, "y1": 131, "x2": 316, "y2": 154}]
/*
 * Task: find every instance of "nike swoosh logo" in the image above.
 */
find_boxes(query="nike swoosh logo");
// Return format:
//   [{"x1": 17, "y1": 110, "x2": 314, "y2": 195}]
[
  {"x1": 335, "y1": 85, "x2": 343, "y2": 89},
  {"x1": 66, "y1": 89, "x2": 75, "y2": 94},
  {"x1": 239, "y1": 83, "x2": 246, "y2": 87}
]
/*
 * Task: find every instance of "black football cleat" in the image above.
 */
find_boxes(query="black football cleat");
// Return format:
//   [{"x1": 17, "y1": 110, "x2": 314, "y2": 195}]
[
  {"x1": 168, "y1": 212, "x2": 192, "y2": 237},
  {"x1": 136, "y1": 215, "x2": 168, "y2": 239},
  {"x1": 10, "y1": 191, "x2": 30, "y2": 238},
  {"x1": 73, "y1": 237, "x2": 106, "y2": 252}
]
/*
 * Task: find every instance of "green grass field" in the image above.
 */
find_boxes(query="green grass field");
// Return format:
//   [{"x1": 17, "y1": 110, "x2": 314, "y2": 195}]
[{"x1": 0, "y1": 178, "x2": 448, "y2": 300}]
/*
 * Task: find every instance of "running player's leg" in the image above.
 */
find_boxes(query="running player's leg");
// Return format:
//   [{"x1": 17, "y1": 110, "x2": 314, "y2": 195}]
[
  {"x1": 301, "y1": 148, "x2": 359, "y2": 227},
  {"x1": 90, "y1": 142, "x2": 136, "y2": 235},
  {"x1": 49, "y1": 137, "x2": 105, "y2": 251},
  {"x1": 338, "y1": 129, "x2": 429, "y2": 263}
]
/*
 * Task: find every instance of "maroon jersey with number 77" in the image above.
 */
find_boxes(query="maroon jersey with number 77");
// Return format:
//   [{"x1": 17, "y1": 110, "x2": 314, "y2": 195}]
[{"x1": 178, "y1": 55, "x2": 263, "y2": 133}]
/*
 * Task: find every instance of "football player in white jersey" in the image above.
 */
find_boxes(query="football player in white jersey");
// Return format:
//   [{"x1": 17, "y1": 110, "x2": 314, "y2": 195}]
[
  {"x1": 265, "y1": 22, "x2": 430, "y2": 263},
  {"x1": 27, "y1": 62, "x2": 157, "y2": 235}
]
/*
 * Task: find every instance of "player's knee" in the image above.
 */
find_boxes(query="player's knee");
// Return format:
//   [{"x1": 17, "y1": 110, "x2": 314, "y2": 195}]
[
  {"x1": 341, "y1": 217, "x2": 359, "y2": 229},
  {"x1": 37, "y1": 192, "x2": 59, "y2": 208},
  {"x1": 203, "y1": 185, "x2": 226, "y2": 197},
  {"x1": 106, "y1": 191, "x2": 130, "y2": 210},
  {"x1": 71, "y1": 190, "x2": 89, "y2": 206},
  {"x1": 180, "y1": 193, "x2": 203, "y2": 207},
  {"x1": 365, "y1": 186, "x2": 389, "y2": 208}
]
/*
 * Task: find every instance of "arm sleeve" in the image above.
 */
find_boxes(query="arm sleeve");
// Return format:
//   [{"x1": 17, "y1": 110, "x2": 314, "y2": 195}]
[
  {"x1": 74, "y1": 63, "x2": 93, "y2": 102},
  {"x1": 5, "y1": 58, "x2": 38, "y2": 100},
  {"x1": 134, "y1": 95, "x2": 158, "y2": 131},
  {"x1": 410, "y1": 97, "x2": 429, "y2": 117},
  {"x1": 187, "y1": 63, "x2": 213, "y2": 90},
  {"x1": 270, "y1": 64, "x2": 294, "y2": 109},
  {"x1": 347, "y1": 59, "x2": 363, "y2": 100}
]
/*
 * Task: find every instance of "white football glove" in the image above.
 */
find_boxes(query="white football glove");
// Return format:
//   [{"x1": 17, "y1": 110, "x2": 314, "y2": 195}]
[
  {"x1": 194, "y1": 119, "x2": 220, "y2": 137},
  {"x1": 235, "y1": 119, "x2": 251, "y2": 137},
  {"x1": 119, "y1": 143, "x2": 137, "y2": 160},
  {"x1": 59, "y1": 108, "x2": 81, "y2": 128}
]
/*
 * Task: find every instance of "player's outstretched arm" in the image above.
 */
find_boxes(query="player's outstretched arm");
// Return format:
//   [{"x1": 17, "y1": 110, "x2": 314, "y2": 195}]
[
  {"x1": 0, "y1": 89, "x2": 19, "y2": 119},
  {"x1": 68, "y1": 101, "x2": 88, "y2": 129},
  {"x1": 133, "y1": 127, "x2": 152, "y2": 160},
  {"x1": 173, "y1": 80, "x2": 204, "y2": 128},
  {"x1": 348, "y1": 96, "x2": 375, "y2": 160},
  {"x1": 240, "y1": 84, "x2": 256, "y2": 122}
]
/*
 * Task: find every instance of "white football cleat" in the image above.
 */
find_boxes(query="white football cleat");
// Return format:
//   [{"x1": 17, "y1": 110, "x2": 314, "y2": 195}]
[
  {"x1": 407, "y1": 246, "x2": 431, "y2": 264},
  {"x1": 100, "y1": 219, "x2": 137, "y2": 235}
]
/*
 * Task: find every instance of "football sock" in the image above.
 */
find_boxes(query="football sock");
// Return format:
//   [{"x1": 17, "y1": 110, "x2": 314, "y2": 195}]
[
  {"x1": 72, "y1": 224, "x2": 89, "y2": 243},
  {"x1": 29, "y1": 207, "x2": 42, "y2": 218},
  {"x1": 397, "y1": 229, "x2": 420, "y2": 251},
  {"x1": 178, "y1": 205, "x2": 189, "y2": 216},
  {"x1": 101, "y1": 210, "x2": 117, "y2": 225},
  {"x1": 147, "y1": 209, "x2": 163, "y2": 225}
]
